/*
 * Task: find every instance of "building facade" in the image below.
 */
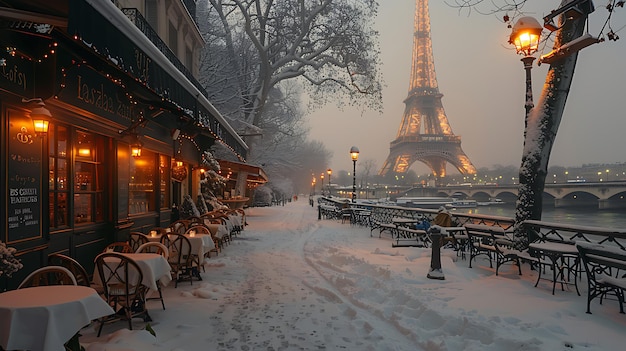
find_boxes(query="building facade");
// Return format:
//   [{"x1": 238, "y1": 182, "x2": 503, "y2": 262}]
[{"x1": 0, "y1": 0, "x2": 248, "y2": 290}]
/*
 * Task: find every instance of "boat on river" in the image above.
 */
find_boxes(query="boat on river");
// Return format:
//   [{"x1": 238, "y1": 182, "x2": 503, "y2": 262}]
[
  {"x1": 446, "y1": 199, "x2": 477, "y2": 208},
  {"x1": 477, "y1": 198, "x2": 506, "y2": 206},
  {"x1": 395, "y1": 197, "x2": 454, "y2": 209}
]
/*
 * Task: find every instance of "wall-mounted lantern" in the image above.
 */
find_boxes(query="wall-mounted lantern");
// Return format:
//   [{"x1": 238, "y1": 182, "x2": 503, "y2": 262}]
[
  {"x1": 23, "y1": 98, "x2": 51, "y2": 136},
  {"x1": 130, "y1": 134, "x2": 143, "y2": 157}
]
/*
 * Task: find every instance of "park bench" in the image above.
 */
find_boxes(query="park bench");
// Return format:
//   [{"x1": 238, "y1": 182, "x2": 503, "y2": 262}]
[
  {"x1": 319, "y1": 204, "x2": 340, "y2": 219},
  {"x1": 370, "y1": 220, "x2": 430, "y2": 247},
  {"x1": 576, "y1": 242, "x2": 626, "y2": 314},
  {"x1": 465, "y1": 223, "x2": 528, "y2": 275},
  {"x1": 390, "y1": 226, "x2": 429, "y2": 248}
]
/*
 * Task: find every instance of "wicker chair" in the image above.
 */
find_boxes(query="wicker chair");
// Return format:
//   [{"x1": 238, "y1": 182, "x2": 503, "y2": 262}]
[
  {"x1": 18, "y1": 266, "x2": 77, "y2": 289},
  {"x1": 135, "y1": 242, "x2": 169, "y2": 310},
  {"x1": 128, "y1": 232, "x2": 149, "y2": 252},
  {"x1": 48, "y1": 253, "x2": 91, "y2": 287},
  {"x1": 162, "y1": 233, "x2": 198, "y2": 287},
  {"x1": 94, "y1": 252, "x2": 149, "y2": 336}
]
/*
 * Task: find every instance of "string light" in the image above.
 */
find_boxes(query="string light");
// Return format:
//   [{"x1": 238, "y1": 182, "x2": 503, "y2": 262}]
[{"x1": 52, "y1": 30, "x2": 248, "y2": 162}]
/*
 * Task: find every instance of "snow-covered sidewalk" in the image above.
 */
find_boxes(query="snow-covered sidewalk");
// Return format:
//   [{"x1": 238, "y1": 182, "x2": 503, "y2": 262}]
[{"x1": 81, "y1": 200, "x2": 625, "y2": 350}]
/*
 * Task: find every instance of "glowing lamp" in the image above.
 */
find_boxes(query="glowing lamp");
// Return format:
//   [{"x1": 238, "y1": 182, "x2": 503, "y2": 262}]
[
  {"x1": 350, "y1": 146, "x2": 360, "y2": 161},
  {"x1": 78, "y1": 148, "x2": 91, "y2": 157},
  {"x1": 509, "y1": 17, "x2": 543, "y2": 57},
  {"x1": 25, "y1": 98, "x2": 51, "y2": 136},
  {"x1": 130, "y1": 134, "x2": 143, "y2": 158},
  {"x1": 349, "y1": 146, "x2": 360, "y2": 202}
]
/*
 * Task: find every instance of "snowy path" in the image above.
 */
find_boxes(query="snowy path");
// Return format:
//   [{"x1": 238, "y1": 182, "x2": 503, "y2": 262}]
[
  {"x1": 83, "y1": 200, "x2": 626, "y2": 351},
  {"x1": 206, "y1": 202, "x2": 416, "y2": 350}
]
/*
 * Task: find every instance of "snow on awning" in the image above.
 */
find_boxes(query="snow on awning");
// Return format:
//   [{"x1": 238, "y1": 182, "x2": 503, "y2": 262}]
[
  {"x1": 67, "y1": 0, "x2": 248, "y2": 160},
  {"x1": 218, "y1": 159, "x2": 268, "y2": 184}
]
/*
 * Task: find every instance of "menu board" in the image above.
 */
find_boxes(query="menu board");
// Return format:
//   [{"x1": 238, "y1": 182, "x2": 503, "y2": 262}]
[{"x1": 7, "y1": 111, "x2": 42, "y2": 242}]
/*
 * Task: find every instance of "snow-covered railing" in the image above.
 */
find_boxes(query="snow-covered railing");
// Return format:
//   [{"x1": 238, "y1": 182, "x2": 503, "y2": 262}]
[
  {"x1": 355, "y1": 203, "x2": 516, "y2": 230},
  {"x1": 522, "y1": 220, "x2": 626, "y2": 250}
]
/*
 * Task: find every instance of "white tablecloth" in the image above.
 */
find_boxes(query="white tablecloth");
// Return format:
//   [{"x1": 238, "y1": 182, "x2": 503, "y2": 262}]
[
  {"x1": 148, "y1": 234, "x2": 215, "y2": 264},
  {"x1": 0, "y1": 285, "x2": 114, "y2": 351},
  {"x1": 93, "y1": 253, "x2": 172, "y2": 291},
  {"x1": 205, "y1": 223, "x2": 229, "y2": 240},
  {"x1": 185, "y1": 233, "x2": 215, "y2": 264}
]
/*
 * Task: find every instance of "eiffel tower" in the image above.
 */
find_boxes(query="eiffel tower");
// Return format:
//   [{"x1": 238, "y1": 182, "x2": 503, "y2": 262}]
[{"x1": 379, "y1": 0, "x2": 476, "y2": 179}]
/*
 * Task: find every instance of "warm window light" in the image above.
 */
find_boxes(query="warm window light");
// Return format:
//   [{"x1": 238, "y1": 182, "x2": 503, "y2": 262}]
[
  {"x1": 350, "y1": 146, "x2": 360, "y2": 161},
  {"x1": 78, "y1": 148, "x2": 91, "y2": 157},
  {"x1": 509, "y1": 16, "x2": 543, "y2": 57}
]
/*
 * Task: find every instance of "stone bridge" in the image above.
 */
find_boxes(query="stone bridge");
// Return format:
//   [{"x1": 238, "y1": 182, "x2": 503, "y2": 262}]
[{"x1": 406, "y1": 182, "x2": 626, "y2": 209}]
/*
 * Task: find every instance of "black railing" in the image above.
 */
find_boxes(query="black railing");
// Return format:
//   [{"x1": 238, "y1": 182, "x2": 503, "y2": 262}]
[
  {"x1": 318, "y1": 197, "x2": 626, "y2": 249},
  {"x1": 120, "y1": 8, "x2": 208, "y2": 99}
]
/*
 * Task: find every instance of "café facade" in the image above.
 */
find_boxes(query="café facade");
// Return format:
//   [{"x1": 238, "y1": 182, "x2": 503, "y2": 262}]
[{"x1": 0, "y1": 0, "x2": 248, "y2": 289}]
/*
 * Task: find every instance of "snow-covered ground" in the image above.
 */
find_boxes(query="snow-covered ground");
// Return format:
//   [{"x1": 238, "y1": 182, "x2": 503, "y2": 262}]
[{"x1": 81, "y1": 200, "x2": 626, "y2": 350}]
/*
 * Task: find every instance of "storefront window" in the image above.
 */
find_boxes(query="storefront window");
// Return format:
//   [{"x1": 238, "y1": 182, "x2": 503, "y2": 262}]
[
  {"x1": 48, "y1": 126, "x2": 104, "y2": 227},
  {"x1": 129, "y1": 150, "x2": 156, "y2": 214},
  {"x1": 73, "y1": 130, "x2": 104, "y2": 224},
  {"x1": 49, "y1": 124, "x2": 69, "y2": 228},
  {"x1": 159, "y1": 155, "x2": 170, "y2": 209}
]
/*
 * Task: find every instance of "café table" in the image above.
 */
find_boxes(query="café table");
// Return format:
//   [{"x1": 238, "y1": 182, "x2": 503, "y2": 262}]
[
  {"x1": 205, "y1": 222, "x2": 230, "y2": 241},
  {"x1": 0, "y1": 285, "x2": 114, "y2": 351},
  {"x1": 93, "y1": 252, "x2": 172, "y2": 292},
  {"x1": 528, "y1": 241, "x2": 580, "y2": 295},
  {"x1": 148, "y1": 232, "x2": 215, "y2": 265},
  {"x1": 184, "y1": 231, "x2": 215, "y2": 264}
]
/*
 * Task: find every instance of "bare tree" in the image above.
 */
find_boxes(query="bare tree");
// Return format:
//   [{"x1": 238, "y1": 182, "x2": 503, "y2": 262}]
[
  {"x1": 199, "y1": 0, "x2": 383, "y2": 127},
  {"x1": 359, "y1": 158, "x2": 377, "y2": 194}
]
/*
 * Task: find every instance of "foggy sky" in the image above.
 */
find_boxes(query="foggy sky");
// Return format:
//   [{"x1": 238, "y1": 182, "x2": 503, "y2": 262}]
[{"x1": 306, "y1": 1, "x2": 626, "y2": 176}]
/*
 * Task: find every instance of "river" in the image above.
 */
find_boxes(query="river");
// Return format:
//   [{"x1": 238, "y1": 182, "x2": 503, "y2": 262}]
[{"x1": 454, "y1": 204, "x2": 626, "y2": 229}]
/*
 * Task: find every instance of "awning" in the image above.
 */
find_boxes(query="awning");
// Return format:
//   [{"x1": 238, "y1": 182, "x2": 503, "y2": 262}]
[
  {"x1": 219, "y1": 160, "x2": 269, "y2": 184},
  {"x1": 65, "y1": 0, "x2": 248, "y2": 160}
]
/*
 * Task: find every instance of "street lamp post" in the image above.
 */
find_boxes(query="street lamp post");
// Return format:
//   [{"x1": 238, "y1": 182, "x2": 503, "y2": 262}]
[
  {"x1": 350, "y1": 146, "x2": 359, "y2": 202},
  {"x1": 326, "y1": 168, "x2": 332, "y2": 197},
  {"x1": 320, "y1": 173, "x2": 325, "y2": 196},
  {"x1": 509, "y1": 17, "x2": 543, "y2": 122}
]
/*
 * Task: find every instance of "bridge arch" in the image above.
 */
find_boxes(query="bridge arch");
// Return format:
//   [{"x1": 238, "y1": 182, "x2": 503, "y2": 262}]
[
  {"x1": 554, "y1": 191, "x2": 599, "y2": 208},
  {"x1": 403, "y1": 183, "x2": 626, "y2": 209}
]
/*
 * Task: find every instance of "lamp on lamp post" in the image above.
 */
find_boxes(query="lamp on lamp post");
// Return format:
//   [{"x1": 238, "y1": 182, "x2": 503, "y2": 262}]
[
  {"x1": 350, "y1": 146, "x2": 359, "y2": 202},
  {"x1": 509, "y1": 16, "x2": 543, "y2": 121},
  {"x1": 326, "y1": 168, "x2": 332, "y2": 197}
]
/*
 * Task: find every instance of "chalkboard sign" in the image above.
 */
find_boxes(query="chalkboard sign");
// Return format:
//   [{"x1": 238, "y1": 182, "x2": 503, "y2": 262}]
[{"x1": 7, "y1": 110, "x2": 42, "y2": 242}]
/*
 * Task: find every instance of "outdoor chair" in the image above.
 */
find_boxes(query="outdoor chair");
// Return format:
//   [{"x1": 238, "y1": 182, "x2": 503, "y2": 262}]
[
  {"x1": 18, "y1": 266, "x2": 77, "y2": 289},
  {"x1": 164, "y1": 233, "x2": 198, "y2": 287},
  {"x1": 94, "y1": 252, "x2": 149, "y2": 336},
  {"x1": 128, "y1": 232, "x2": 149, "y2": 252},
  {"x1": 48, "y1": 253, "x2": 91, "y2": 288},
  {"x1": 135, "y1": 242, "x2": 169, "y2": 258},
  {"x1": 135, "y1": 242, "x2": 169, "y2": 310},
  {"x1": 169, "y1": 220, "x2": 190, "y2": 234},
  {"x1": 187, "y1": 223, "x2": 219, "y2": 259},
  {"x1": 203, "y1": 216, "x2": 229, "y2": 248}
]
